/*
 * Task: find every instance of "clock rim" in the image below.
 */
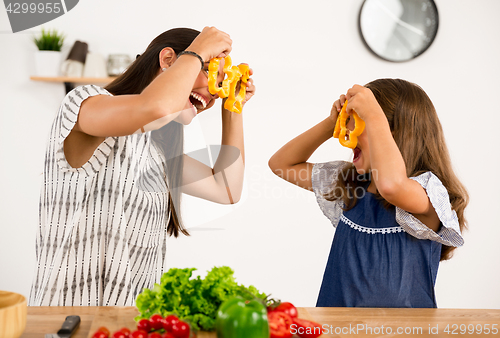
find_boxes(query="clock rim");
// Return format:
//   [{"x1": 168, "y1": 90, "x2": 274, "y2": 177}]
[{"x1": 358, "y1": 0, "x2": 440, "y2": 62}]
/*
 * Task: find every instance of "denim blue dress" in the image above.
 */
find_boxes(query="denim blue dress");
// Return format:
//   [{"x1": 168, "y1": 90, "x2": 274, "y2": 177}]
[{"x1": 312, "y1": 161, "x2": 464, "y2": 308}]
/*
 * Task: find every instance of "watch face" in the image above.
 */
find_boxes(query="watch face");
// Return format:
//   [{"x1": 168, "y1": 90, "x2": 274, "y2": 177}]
[{"x1": 359, "y1": 0, "x2": 439, "y2": 62}]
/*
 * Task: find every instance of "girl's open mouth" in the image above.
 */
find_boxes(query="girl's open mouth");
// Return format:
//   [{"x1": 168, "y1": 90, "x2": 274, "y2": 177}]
[{"x1": 353, "y1": 147, "x2": 361, "y2": 162}]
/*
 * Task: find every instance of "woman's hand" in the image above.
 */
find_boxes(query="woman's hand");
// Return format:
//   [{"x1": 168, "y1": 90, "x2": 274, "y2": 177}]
[
  {"x1": 241, "y1": 67, "x2": 255, "y2": 106},
  {"x1": 186, "y1": 26, "x2": 232, "y2": 61},
  {"x1": 345, "y1": 84, "x2": 384, "y2": 122},
  {"x1": 221, "y1": 67, "x2": 255, "y2": 112}
]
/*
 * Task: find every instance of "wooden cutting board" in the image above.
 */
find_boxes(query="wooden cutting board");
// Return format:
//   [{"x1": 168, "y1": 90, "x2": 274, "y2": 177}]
[
  {"x1": 87, "y1": 307, "x2": 315, "y2": 338},
  {"x1": 87, "y1": 307, "x2": 215, "y2": 338}
]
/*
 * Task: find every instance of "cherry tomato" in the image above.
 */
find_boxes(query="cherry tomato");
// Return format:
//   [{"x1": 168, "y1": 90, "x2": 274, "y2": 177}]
[
  {"x1": 272, "y1": 302, "x2": 298, "y2": 318},
  {"x1": 163, "y1": 315, "x2": 180, "y2": 332},
  {"x1": 171, "y1": 321, "x2": 190, "y2": 338},
  {"x1": 149, "y1": 314, "x2": 165, "y2": 331},
  {"x1": 93, "y1": 332, "x2": 108, "y2": 338},
  {"x1": 97, "y1": 327, "x2": 111, "y2": 337},
  {"x1": 130, "y1": 330, "x2": 149, "y2": 338},
  {"x1": 292, "y1": 317, "x2": 323, "y2": 338},
  {"x1": 120, "y1": 328, "x2": 131, "y2": 337},
  {"x1": 149, "y1": 333, "x2": 162, "y2": 338},
  {"x1": 268, "y1": 311, "x2": 293, "y2": 338},
  {"x1": 161, "y1": 333, "x2": 175, "y2": 338},
  {"x1": 137, "y1": 319, "x2": 152, "y2": 332},
  {"x1": 112, "y1": 331, "x2": 126, "y2": 338}
]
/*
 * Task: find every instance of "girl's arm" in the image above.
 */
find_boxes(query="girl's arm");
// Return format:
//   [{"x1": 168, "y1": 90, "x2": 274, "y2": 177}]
[
  {"x1": 181, "y1": 77, "x2": 254, "y2": 204},
  {"x1": 346, "y1": 85, "x2": 440, "y2": 232},
  {"x1": 268, "y1": 106, "x2": 339, "y2": 191},
  {"x1": 75, "y1": 27, "x2": 232, "y2": 137}
]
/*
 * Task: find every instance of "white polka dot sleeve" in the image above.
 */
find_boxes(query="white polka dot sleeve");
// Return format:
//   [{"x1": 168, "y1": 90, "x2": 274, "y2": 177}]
[{"x1": 396, "y1": 172, "x2": 464, "y2": 247}]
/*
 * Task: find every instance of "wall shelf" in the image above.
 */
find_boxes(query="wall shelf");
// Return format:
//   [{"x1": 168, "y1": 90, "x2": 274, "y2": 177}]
[
  {"x1": 30, "y1": 76, "x2": 117, "y2": 83},
  {"x1": 30, "y1": 76, "x2": 117, "y2": 93}
]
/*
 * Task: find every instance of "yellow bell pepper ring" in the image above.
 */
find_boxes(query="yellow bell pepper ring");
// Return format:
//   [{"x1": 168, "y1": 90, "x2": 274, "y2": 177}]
[
  {"x1": 224, "y1": 64, "x2": 250, "y2": 114},
  {"x1": 208, "y1": 56, "x2": 251, "y2": 113},
  {"x1": 333, "y1": 99, "x2": 366, "y2": 149},
  {"x1": 208, "y1": 57, "x2": 223, "y2": 96}
]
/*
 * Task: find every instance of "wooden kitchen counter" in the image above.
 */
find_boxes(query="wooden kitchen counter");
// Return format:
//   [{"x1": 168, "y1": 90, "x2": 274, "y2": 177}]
[{"x1": 21, "y1": 306, "x2": 500, "y2": 338}]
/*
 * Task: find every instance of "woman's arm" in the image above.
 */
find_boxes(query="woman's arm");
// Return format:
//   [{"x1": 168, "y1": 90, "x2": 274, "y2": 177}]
[
  {"x1": 75, "y1": 27, "x2": 232, "y2": 137},
  {"x1": 345, "y1": 85, "x2": 440, "y2": 231},
  {"x1": 268, "y1": 106, "x2": 338, "y2": 191},
  {"x1": 181, "y1": 76, "x2": 254, "y2": 204}
]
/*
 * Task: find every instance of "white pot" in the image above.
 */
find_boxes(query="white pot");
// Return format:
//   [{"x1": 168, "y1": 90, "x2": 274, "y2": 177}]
[
  {"x1": 34, "y1": 50, "x2": 62, "y2": 77},
  {"x1": 83, "y1": 52, "x2": 108, "y2": 78}
]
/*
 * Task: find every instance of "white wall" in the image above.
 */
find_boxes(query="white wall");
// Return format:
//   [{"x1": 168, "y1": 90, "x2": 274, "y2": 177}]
[{"x1": 0, "y1": 0, "x2": 499, "y2": 309}]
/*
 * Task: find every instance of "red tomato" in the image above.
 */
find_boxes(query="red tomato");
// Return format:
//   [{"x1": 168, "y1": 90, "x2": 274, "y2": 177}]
[
  {"x1": 96, "y1": 327, "x2": 111, "y2": 337},
  {"x1": 268, "y1": 311, "x2": 293, "y2": 338},
  {"x1": 137, "y1": 319, "x2": 152, "y2": 332},
  {"x1": 161, "y1": 333, "x2": 175, "y2": 338},
  {"x1": 149, "y1": 333, "x2": 162, "y2": 338},
  {"x1": 171, "y1": 321, "x2": 190, "y2": 338},
  {"x1": 292, "y1": 317, "x2": 323, "y2": 338},
  {"x1": 149, "y1": 314, "x2": 165, "y2": 331},
  {"x1": 130, "y1": 330, "x2": 149, "y2": 338},
  {"x1": 112, "y1": 331, "x2": 126, "y2": 338},
  {"x1": 93, "y1": 332, "x2": 108, "y2": 338},
  {"x1": 120, "y1": 328, "x2": 131, "y2": 337},
  {"x1": 163, "y1": 315, "x2": 180, "y2": 332},
  {"x1": 272, "y1": 302, "x2": 298, "y2": 318}
]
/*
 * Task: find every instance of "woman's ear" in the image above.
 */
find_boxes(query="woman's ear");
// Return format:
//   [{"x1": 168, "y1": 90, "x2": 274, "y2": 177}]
[{"x1": 159, "y1": 47, "x2": 177, "y2": 70}]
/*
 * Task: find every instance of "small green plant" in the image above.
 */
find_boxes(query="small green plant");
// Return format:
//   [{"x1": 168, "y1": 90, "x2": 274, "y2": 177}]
[{"x1": 33, "y1": 27, "x2": 65, "y2": 51}]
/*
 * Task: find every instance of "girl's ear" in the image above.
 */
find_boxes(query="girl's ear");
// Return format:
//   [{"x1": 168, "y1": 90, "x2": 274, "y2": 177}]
[{"x1": 159, "y1": 47, "x2": 177, "y2": 70}]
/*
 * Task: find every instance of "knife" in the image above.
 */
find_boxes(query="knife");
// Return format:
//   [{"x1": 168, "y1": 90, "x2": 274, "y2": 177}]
[{"x1": 45, "y1": 315, "x2": 81, "y2": 338}]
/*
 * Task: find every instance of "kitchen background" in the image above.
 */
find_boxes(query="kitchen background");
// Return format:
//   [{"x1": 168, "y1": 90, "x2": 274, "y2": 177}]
[{"x1": 0, "y1": 0, "x2": 499, "y2": 309}]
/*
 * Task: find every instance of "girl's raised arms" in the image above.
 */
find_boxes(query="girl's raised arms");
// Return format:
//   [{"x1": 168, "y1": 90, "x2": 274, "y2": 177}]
[{"x1": 345, "y1": 85, "x2": 440, "y2": 232}]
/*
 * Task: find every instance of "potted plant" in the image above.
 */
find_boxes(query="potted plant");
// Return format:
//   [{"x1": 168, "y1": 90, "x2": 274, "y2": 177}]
[{"x1": 33, "y1": 27, "x2": 65, "y2": 77}]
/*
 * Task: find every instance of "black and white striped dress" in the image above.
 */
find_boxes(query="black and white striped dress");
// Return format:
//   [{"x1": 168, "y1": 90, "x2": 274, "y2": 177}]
[{"x1": 29, "y1": 85, "x2": 170, "y2": 306}]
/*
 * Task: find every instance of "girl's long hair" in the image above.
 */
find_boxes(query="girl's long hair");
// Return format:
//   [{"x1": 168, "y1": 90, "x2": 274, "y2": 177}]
[
  {"x1": 325, "y1": 78, "x2": 468, "y2": 261},
  {"x1": 105, "y1": 28, "x2": 201, "y2": 237}
]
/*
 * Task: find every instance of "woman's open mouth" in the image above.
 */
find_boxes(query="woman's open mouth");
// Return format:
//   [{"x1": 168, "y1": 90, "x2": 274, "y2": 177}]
[
  {"x1": 189, "y1": 92, "x2": 208, "y2": 112},
  {"x1": 353, "y1": 147, "x2": 361, "y2": 162}
]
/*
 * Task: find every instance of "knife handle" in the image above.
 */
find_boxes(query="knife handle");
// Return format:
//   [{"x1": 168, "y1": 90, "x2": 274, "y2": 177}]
[{"x1": 57, "y1": 315, "x2": 81, "y2": 337}]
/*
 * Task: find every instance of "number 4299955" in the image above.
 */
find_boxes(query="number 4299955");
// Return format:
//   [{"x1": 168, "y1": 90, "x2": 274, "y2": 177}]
[
  {"x1": 444, "y1": 324, "x2": 498, "y2": 335},
  {"x1": 5, "y1": 3, "x2": 62, "y2": 14}
]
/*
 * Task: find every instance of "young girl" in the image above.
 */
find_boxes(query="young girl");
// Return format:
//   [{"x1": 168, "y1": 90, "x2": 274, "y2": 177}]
[
  {"x1": 29, "y1": 27, "x2": 254, "y2": 306},
  {"x1": 269, "y1": 78, "x2": 468, "y2": 308}
]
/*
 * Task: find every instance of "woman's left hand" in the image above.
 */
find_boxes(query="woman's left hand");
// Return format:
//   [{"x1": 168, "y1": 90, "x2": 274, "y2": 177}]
[
  {"x1": 222, "y1": 67, "x2": 255, "y2": 109},
  {"x1": 345, "y1": 84, "x2": 384, "y2": 122},
  {"x1": 241, "y1": 68, "x2": 255, "y2": 106}
]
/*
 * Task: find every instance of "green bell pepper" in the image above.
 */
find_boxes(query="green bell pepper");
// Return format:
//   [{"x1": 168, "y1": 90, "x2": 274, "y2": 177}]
[{"x1": 216, "y1": 296, "x2": 270, "y2": 338}]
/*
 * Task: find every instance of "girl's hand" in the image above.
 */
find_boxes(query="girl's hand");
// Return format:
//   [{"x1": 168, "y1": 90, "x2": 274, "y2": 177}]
[
  {"x1": 329, "y1": 94, "x2": 346, "y2": 124},
  {"x1": 345, "y1": 84, "x2": 384, "y2": 121},
  {"x1": 186, "y1": 26, "x2": 232, "y2": 61}
]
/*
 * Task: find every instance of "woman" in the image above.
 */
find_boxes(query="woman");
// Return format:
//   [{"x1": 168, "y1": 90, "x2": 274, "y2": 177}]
[{"x1": 29, "y1": 27, "x2": 254, "y2": 306}]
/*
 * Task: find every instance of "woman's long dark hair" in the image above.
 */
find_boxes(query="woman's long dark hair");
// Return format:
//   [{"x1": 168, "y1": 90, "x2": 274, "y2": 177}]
[
  {"x1": 105, "y1": 28, "x2": 201, "y2": 237},
  {"x1": 325, "y1": 79, "x2": 469, "y2": 261}
]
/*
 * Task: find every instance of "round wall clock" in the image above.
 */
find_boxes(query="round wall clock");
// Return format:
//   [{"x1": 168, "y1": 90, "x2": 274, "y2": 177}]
[{"x1": 358, "y1": 0, "x2": 439, "y2": 62}]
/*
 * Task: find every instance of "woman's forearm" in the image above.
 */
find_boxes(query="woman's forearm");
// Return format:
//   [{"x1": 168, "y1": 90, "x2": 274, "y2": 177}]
[
  {"x1": 212, "y1": 107, "x2": 245, "y2": 203},
  {"x1": 140, "y1": 56, "x2": 202, "y2": 119}
]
